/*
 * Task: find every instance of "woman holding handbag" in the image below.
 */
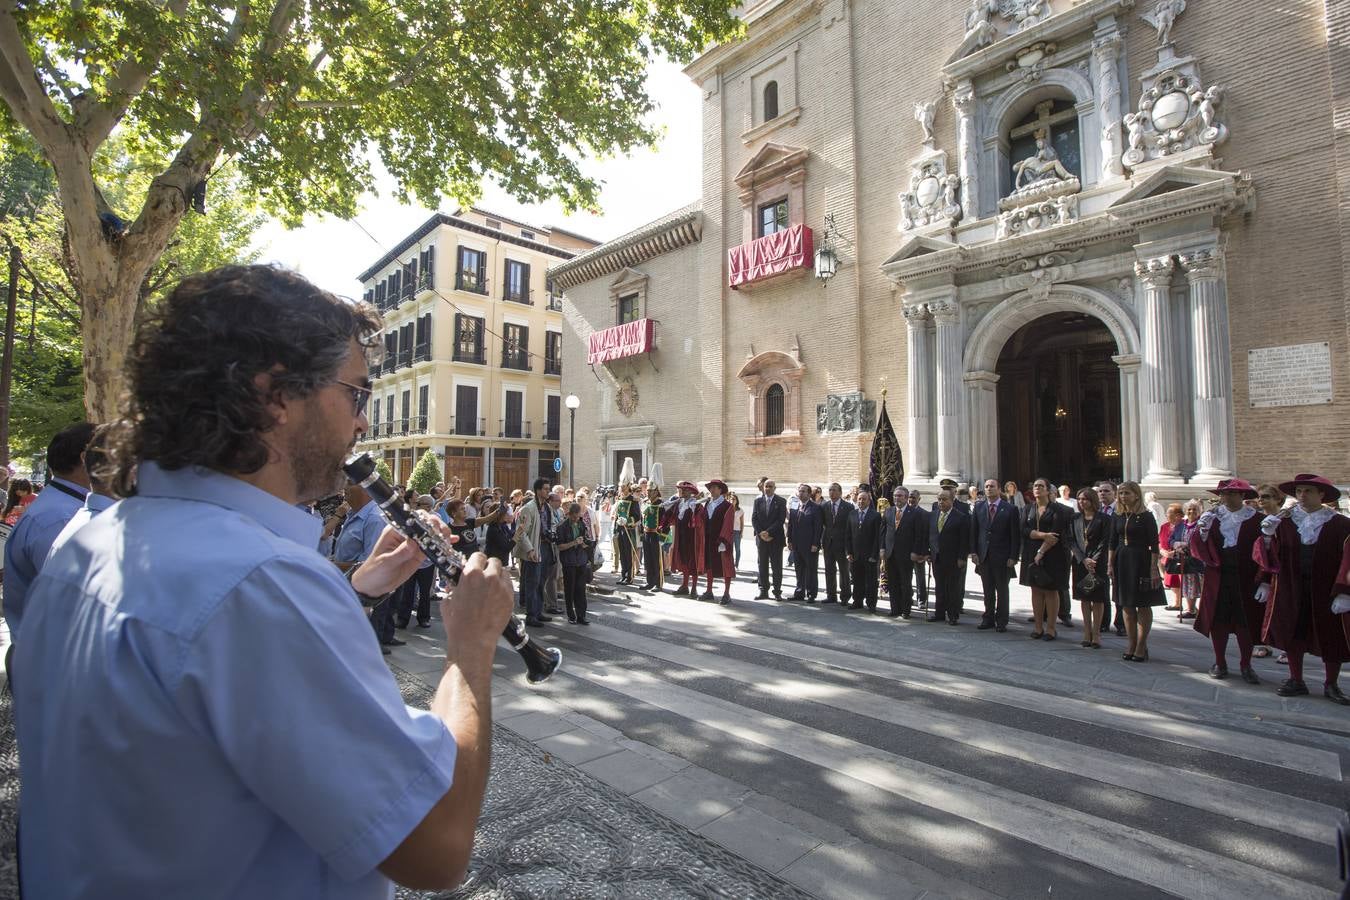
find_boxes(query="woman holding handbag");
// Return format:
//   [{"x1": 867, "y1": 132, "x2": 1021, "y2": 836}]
[
  {"x1": 1109, "y1": 481, "x2": 1166, "y2": 662},
  {"x1": 555, "y1": 502, "x2": 593, "y2": 624},
  {"x1": 1020, "y1": 478, "x2": 1071, "y2": 640},
  {"x1": 1177, "y1": 500, "x2": 1205, "y2": 620},
  {"x1": 1070, "y1": 488, "x2": 1109, "y2": 648}
]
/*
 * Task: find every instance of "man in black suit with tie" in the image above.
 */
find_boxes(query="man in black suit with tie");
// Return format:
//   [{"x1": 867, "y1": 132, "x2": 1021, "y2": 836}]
[
  {"x1": 819, "y1": 482, "x2": 854, "y2": 605},
  {"x1": 846, "y1": 485, "x2": 883, "y2": 612},
  {"x1": 882, "y1": 486, "x2": 929, "y2": 618},
  {"x1": 970, "y1": 478, "x2": 1021, "y2": 632},
  {"x1": 907, "y1": 490, "x2": 930, "y2": 611},
  {"x1": 937, "y1": 477, "x2": 971, "y2": 515},
  {"x1": 787, "y1": 483, "x2": 824, "y2": 602},
  {"x1": 924, "y1": 488, "x2": 970, "y2": 625},
  {"x1": 752, "y1": 479, "x2": 787, "y2": 600}
]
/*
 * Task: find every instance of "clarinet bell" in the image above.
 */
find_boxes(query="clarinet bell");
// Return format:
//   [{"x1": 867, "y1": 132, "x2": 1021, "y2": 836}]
[{"x1": 522, "y1": 643, "x2": 563, "y2": 684}]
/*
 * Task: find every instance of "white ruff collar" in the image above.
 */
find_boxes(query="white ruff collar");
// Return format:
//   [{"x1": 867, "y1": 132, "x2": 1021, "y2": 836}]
[
  {"x1": 1216, "y1": 504, "x2": 1256, "y2": 548},
  {"x1": 1291, "y1": 505, "x2": 1337, "y2": 545}
]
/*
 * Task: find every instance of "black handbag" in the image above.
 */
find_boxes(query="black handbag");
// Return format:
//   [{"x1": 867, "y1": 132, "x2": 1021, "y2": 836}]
[
  {"x1": 1164, "y1": 555, "x2": 1185, "y2": 575},
  {"x1": 1027, "y1": 560, "x2": 1055, "y2": 589}
]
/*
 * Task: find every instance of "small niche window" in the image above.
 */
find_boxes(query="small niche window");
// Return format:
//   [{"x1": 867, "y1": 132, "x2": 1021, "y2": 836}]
[
  {"x1": 617, "y1": 293, "x2": 641, "y2": 324},
  {"x1": 763, "y1": 80, "x2": 779, "y2": 122},
  {"x1": 764, "y1": 384, "x2": 785, "y2": 436},
  {"x1": 1006, "y1": 98, "x2": 1081, "y2": 194}
]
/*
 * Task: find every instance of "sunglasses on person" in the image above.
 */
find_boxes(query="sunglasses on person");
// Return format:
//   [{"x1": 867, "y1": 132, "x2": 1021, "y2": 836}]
[{"x1": 333, "y1": 379, "x2": 372, "y2": 417}]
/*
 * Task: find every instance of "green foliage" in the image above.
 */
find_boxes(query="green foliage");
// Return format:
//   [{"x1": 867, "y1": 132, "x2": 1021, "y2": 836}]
[
  {"x1": 5, "y1": 0, "x2": 742, "y2": 225},
  {"x1": 0, "y1": 135, "x2": 263, "y2": 456},
  {"x1": 408, "y1": 449, "x2": 442, "y2": 495},
  {"x1": 375, "y1": 457, "x2": 394, "y2": 485}
]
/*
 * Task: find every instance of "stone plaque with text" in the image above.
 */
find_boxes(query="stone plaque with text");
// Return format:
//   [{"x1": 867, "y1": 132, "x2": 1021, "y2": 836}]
[{"x1": 1248, "y1": 342, "x2": 1333, "y2": 408}]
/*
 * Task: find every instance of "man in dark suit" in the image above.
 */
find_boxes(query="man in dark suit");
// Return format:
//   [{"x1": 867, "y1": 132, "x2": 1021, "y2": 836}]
[
  {"x1": 787, "y1": 483, "x2": 824, "y2": 602},
  {"x1": 846, "y1": 486, "x2": 883, "y2": 612},
  {"x1": 907, "y1": 490, "x2": 930, "y2": 610},
  {"x1": 752, "y1": 479, "x2": 787, "y2": 600},
  {"x1": 882, "y1": 487, "x2": 929, "y2": 618},
  {"x1": 970, "y1": 478, "x2": 1021, "y2": 632},
  {"x1": 936, "y1": 477, "x2": 971, "y2": 515},
  {"x1": 819, "y1": 482, "x2": 854, "y2": 605},
  {"x1": 924, "y1": 488, "x2": 970, "y2": 625}
]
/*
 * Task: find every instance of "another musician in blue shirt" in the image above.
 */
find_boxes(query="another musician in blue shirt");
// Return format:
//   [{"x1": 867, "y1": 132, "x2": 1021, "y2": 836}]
[{"x1": 14, "y1": 266, "x2": 513, "y2": 900}]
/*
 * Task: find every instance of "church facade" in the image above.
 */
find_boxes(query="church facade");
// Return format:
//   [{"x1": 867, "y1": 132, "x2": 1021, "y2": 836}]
[{"x1": 553, "y1": 0, "x2": 1350, "y2": 497}]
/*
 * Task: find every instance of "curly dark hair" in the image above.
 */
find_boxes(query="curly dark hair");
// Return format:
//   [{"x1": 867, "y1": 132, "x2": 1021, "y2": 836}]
[{"x1": 105, "y1": 265, "x2": 380, "y2": 496}]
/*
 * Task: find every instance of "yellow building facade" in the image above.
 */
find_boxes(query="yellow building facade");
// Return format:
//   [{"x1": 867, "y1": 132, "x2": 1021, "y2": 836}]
[{"x1": 357, "y1": 209, "x2": 598, "y2": 490}]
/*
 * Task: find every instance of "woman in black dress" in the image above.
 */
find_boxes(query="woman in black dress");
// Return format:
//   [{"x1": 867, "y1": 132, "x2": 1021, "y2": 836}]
[
  {"x1": 1069, "y1": 488, "x2": 1110, "y2": 648},
  {"x1": 1020, "y1": 477, "x2": 1071, "y2": 640},
  {"x1": 1108, "y1": 480, "x2": 1165, "y2": 661}
]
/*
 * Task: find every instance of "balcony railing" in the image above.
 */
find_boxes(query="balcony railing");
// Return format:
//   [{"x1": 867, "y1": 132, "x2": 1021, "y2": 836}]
[
  {"x1": 381, "y1": 356, "x2": 396, "y2": 374},
  {"x1": 368, "y1": 364, "x2": 382, "y2": 381},
  {"x1": 453, "y1": 346, "x2": 486, "y2": 364},
  {"x1": 501, "y1": 349, "x2": 530, "y2": 371},
  {"x1": 727, "y1": 223, "x2": 814, "y2": 290},
  {"x1": 401, "y1": 280, "x2": 414, "y2": 301},
  {"x1": 418, "y1": 270, "x2": 433, "y2": 292},
  {"x1": 397, "y1": 348, "x2": 413, "y2": 369},
  {"x1": 455, "y1": 271, "x2": 488, "y2": 295},
  {"x1": 451, "y1": 416, "x2": 487, "y2": 437},
  {"x1": 544, "y1": 420, "x2": 560, "y2": 441},
  {"x1": 546, "y1": 294, "x2": 564, "y2": 312},
  {"x1": 544, "y1": 357, "x2": 561, "y2": 376},
  {"x1": 499, "y1": 419, "x2": 532, "y2": 439},
  {"x1": 409, "y1": 415, "x2": 428, "y2": 434},
  {"x1": 413, "y1": 343, "x2": 431, "y2": 363},
  {"x1": 504, "y1": 287, "x2": 532, "y2": 305}
]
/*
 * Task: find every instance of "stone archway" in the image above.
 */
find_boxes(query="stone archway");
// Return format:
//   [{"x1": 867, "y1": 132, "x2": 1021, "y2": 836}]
[{"x1": 962, "y1": 285, "x2": 1142, "y2": 485}]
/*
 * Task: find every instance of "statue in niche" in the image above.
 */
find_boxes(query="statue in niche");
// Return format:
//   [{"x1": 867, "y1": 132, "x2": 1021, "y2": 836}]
[
  {"x1": 1193, "y1": 84, "x2": 1222, "y2": 136},
  {"x1": 1004, "y1": 0, "x2": 1050, "y2": 32},
  {"x1": 1124, "y1": 111, "x2": 1149, "y2": 155},
  {"x1": 1142, "y1": 0, "x2": 1186, "y2": 48},
  {"x1": 1013, "y1": 129, "x2": 1073, "y2": 190},
  {"x1": 914, "y1": 101, "x2": 937, "y2": 147}
]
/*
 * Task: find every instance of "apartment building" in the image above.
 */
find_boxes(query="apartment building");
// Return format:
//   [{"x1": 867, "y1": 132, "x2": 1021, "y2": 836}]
[{"x1": 357, "y1": 208, "x2": 598, "y2": 490}]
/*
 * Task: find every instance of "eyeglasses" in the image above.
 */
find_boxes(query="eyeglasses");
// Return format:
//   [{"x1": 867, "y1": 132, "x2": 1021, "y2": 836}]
[{"x1": 333, "y1": 379, "x2": 372, "y2": 417}]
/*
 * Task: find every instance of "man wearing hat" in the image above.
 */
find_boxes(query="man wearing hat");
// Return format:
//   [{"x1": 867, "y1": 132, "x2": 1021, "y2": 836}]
[
  {"x1": 1190, "y1": 479, "x2": 1264, "y2": 683},
  {"x1": 665, "y1": 481, "x2": 702, "y2": 596},
  {"x1": 1254, "y1": 474, "x2": 1350, "y2": 704},
  {"x1": 935, "y1": 478, "x2": 971, "y2": 515},
  {"x1": 700, "y1": 479, "x2": 736, "y2": 605}
]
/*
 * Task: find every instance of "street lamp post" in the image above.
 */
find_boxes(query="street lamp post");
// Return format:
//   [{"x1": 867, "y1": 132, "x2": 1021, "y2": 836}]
[{"x1": 564, "y1": 393, "x2": 580, "y2": 487}]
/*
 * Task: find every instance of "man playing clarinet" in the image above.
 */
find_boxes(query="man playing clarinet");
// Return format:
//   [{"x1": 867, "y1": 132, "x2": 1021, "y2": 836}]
[{"x1": 12, "y1": 266, "x2": 513, "y2": 897}]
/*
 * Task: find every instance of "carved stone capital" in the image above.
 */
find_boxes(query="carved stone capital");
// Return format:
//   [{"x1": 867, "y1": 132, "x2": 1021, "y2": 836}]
[
  {"x1": 1092, "y1": 32, "x2": 1123, "y2": 59},
  {"x1": 902, "y1": 303, "x2": 930, "y2": 323},
  {"x1": 930, "y1": 300, "x2": 960, "y2": 324},
  {"x1": 952, "y1": 81, "x2": 976, "y2": 116},
  {"x1": 1134, "y1": 256, "x2": 1176, "y2": 288},
  {"x1": 1179, "y1": 248, "x2": 1224, "y2": 280}
]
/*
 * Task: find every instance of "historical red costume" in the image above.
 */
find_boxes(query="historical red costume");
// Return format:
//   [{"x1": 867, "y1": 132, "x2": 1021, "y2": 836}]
[
  {"x1": 1189, "y1": 479, "x2": 1263, "y2": 681},
  {"x1": 665, "y1": 481, "x2": 703, "y2": 595},
  {"x1": 701, "y1": 480, "x2": 736, "y2": 604},
  {"x1": 1253, "y1": 474, "x2": 1350, "y2": 703}
]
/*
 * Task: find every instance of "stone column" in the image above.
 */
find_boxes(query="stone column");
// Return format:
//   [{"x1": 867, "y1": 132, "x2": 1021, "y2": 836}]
[
  {"x1": 1181, "y1": 248, "x2": 1235, "y2": 479},
  {"x1": 1112, "y1": 353, "x2": 1142, "y2": 482},
  {"x1": 904, "y1": 304, "x2": 933, "y2": 479},
  {"x1": 1135, "y1": 257, "x2": 1183, "y2": 481},
  {"x1": 963, "y1": 370, "x2": 1000, "y2": 483},
  {"x1": 932, "y1": 300, "x2": 963, "y2": 481},
  {"x1": 1092, "y1": 30, "x2": 1124, "y2": 180},
  {"x1": 953, "y1": 80, "x2": 979, "y2": 220}
]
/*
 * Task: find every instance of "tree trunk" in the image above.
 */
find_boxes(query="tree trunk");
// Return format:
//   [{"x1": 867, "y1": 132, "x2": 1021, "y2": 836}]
[{"x1": 78, "y1": 275, "x2": 141, "y2": 422}]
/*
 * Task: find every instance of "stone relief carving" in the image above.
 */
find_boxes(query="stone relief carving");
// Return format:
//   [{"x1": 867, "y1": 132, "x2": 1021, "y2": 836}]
[
  {"x1": 816, "y1": 392, "x2": 878, "y2": 434},
  {"x1": 616, "y1": 378, "x2": 639, "y2": 417},
  {"x1": 1011, "y1": 129, "x2": 1073, "y2": 192},
  {"x1": 963, "y1": 0, "x2": 1051, "y2": 48},
  {"x1": 994, "y1": 248, "x2": 1085, "y2": 278},
  {"x1": 965, "y1": 0, "x2": 999, "y2": 48},
  {"x1": 914, "y1": 101, "x2": 937, "y2": 148},
  {"x1": 899, "y1": 151, "x2": 963, "y2": 232},
  {"x1": 1121, "y1": 68, "x2": 1227, "y2": 168},
  {"x1": 1141, "y1": 0, "x2": 1186, "y2": 47},
  {"x1": 996, "y1": 193, "x2": 1078, "y2": 239}
]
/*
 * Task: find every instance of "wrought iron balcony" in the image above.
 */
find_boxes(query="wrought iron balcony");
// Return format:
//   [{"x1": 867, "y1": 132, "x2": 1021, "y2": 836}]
[
  {"x1": 409, "y1": 415, "x2": 428, "y2": 435},
  {"x1": 381, "y1": 356, "x2": 396, "y2": 374},
  {"x1": 413, "y1": 343, "x2": 431, "y2": 363},
  {"x1": 546, "y1": 294, "x2": 564, "y2": 312},
  {"x1": 499, "y1": 419, "x2": 531, "y2": 440},
  {"x1": 397, "y1": 349, "x2": 413, "y2": 369},
  {"x1": 455, "y1": 272, "x2": 488, "y2": 295},
  {"x1": 544, "y1": 420, "x2": 560, "y2": 441},
  {"x1": 451, "y1": 416, "x2": 487, "y2": 437},
  {"x1": 418, "y1": 270, "x2": 433, "y2": 292},
  {"x1": 544, "y1": 357, "x2": 561, "y2": 376},
  {"x1": 501, "y1": 349, "x2": 530, "y2": 371},
  {"x1": 453, "y1": 346, "x2": 486, "y2": 364}
]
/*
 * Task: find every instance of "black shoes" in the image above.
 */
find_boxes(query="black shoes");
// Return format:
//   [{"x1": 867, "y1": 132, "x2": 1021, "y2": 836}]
[
  {"x1": 1326, "y1": 684, "x2": 1350, "y2": 705},
  {"x1": 382, "y1": 638, "x2": 406, "y2": 647},
  {"x1": 524, "y1": 617, "x2": 545, "y2": 627},
  {"x1": 1277, "y1": 678, "x2": 1309, "y2": 697},
  {"x1": 755, "y1": 593, "x2": 769, "y2": 600},
  {"x1": 719, "y1": 595, "x2": 732, "y2": 606},
  {"x1": 977, "y1": 622, "x2": 995, "y2": 630},
  {"x1": 1208, "y1": 664, "x2": 1228, "y2": 679},
  {"x1": 822, "y1": 598, "x2": 838, "y2": 604},
  {"x1": 1240, "y1": 667, "x2": 1260, "y2": 685},
  {"x1": 380, "y1": 645, "x2": 392, "y2": 655},
  {"x1": 416, "y1": 621, "x2": 431, "y2": 629},
  {"x1": 537, "y1": 613, "x2": 555, "y2": 623},
  {"x1": 701, "y1": 590, "x2": 716, "y2": 601},
  {"x1": 995, "y1": 625, "x2": 1007, "y2": 633},
  {"x1": 675, "y1": 586, "x2": 691, "y2": 596}
]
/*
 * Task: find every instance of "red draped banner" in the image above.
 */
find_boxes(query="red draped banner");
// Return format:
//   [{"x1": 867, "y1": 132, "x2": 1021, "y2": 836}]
[
  {"x1": 587, "y1": 318, "x2": 655, "y2": 365},
  {"x1": 727, "y1": 224, "x2": 814, "y2": 290}
]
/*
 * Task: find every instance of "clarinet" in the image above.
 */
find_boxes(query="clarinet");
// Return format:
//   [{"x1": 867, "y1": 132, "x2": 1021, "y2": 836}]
[{"x1": 344, "y1": 452, "x2": 562, "y2": 684}]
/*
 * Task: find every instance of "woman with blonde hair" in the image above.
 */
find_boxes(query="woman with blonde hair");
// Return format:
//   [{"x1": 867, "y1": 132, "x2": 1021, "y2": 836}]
[{"x1": 1108, "y1": 481, "x2": 1166, "y2": 661}]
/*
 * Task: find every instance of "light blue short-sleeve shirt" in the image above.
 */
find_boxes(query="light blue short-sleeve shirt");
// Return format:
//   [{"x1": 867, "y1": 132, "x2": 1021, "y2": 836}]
[
  {"x1": 335, "y1": 499, "x2": 384, "y2": 564},
  {"x1": 14, "y1": 463, "x2": 457, "y2": 900},
  {"x1": 2, "y1": 476, "x2": 87, "y2": 639}
]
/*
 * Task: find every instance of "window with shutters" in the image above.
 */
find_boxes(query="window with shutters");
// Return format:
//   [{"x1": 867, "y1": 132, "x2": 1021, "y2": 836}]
[
  {"x1": 454, "y1": 314, "x2": 485, "y2": 364},
  {"x1": 385, "y1": 394, "x2": 394, "y2": 428},
  {"x1": 400, "y1": 389, "x2": 411, "y2": 434},
  {"x1": 764, "y1": 384, "x2": 785, "y2": 436},
  {"x1": 503, "y1": 259, "x2": 530, "y2": 304},
  {"x1": 454, "y1": 385, "x2": 479, "y2": 436},
  {"x1": 382, "y1": 333, "x2": 396, "y2": 373},
  {"x1": 503, "y1": 390, "x2": 524, "y2": 438},
  {"x1": 389, "y1": 270, "x2": 401, "y2": 304},
  {"x1": 617, "y1": 293, "x2": 640, "y2": 324},
  {"x1": 544, "y1": 331, "x2": 561, "y2": 375},
  {"x1": 413, "y1": 314, "x2": 431, "y2": 361},
  {"x1": 418, "y1": 246, "x2": 434, "y2": 290},
  {"x1": 456, "y1": 246, "x2": 488, "y2": 294},
  {"x1": 398, "y1": 323, "x2": 414, "y2": 368},
  {"x1": 545, "y1": 394, "x2": 561, "y2": 441},
  {"x1": 416, "y1": 385, "x2": 429, "y2": 432},
  {"x1": 370, "y1": 397, "x2": 381, "y2": 436},
  {"x1": 501, "y1": 323, "x2": 529, "y2": 370}
]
